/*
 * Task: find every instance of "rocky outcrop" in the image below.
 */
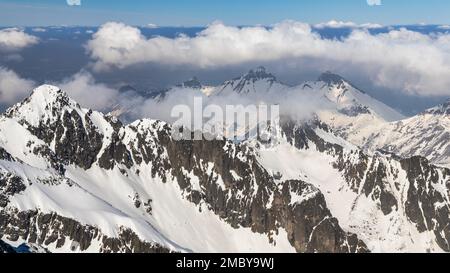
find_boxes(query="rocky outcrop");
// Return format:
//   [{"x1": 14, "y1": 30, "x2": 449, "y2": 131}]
[
  {"x1": 401, "y1": 156, "x2": 450, "y2": 251},
  {"x1": 276, "y1": 180, "x2": 368, "y2": 253},
  {"x1": 0, "y1": 209, "x2": 171, "y2": 253},
  {"x1": 281, "y1": 119, "x2": 450, "y2": 251},
  {"x1": 53, "y1": 110, "x2": 104, "y2": 169},
  {"x1": 116, "y1": 120, "x2": 368, "y2": 253},
  {"x1": 0, "y1": 239, "x2": 16, "y2": 253},
  {"x1": 0, "y1": 173, "x2": 26, "y2": 208}
]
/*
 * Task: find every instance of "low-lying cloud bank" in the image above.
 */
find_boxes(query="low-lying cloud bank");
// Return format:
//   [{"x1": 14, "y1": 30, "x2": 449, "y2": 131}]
[
  {"x1": 0, "y1": 68, "x2": 35, "y2": 104},
  {"x1": 0, "y1": 68, "x2": 127, "y2": 111},
  {"x1": 131, "y1": 85, "x2": 330, "y2": 128},
  {"x1": 0, "y1": 67, "x2": 326, "y2": 125},
  {"x1": 58, "y1": 71, "x2": 145, "y2": 113},
  {"x1": 87, "y1": 21, "x2": 450, "y2": 96},
  {"x1": 313, "y1": 20, "x2": 383, "y2": 29},
  {"x1": 0, "y1": 28, "x2": 39, "y2": 51},
  {"x1": 53, "y1": 72, "x2": 325, "y2": 124}
]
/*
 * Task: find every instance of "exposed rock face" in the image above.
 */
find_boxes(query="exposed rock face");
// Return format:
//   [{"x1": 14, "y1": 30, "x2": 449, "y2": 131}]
[
  {"x1": 120, "y1": 120, "x2": 368, "y2": 252},
  {"x1": 1, "y1": 100, "x2": 368, "y2": 253},
  {"x1": 281, "y1": 119, "x2": 450, "y2": 251},
  {"x1": 0, "y1": 148, "x2": 14, "y2": 162},
  {"x1": 0, "y1": 172, "x2": 26, "y2": 208},
  {"x1": 339, "y1": 105, "x2": 371, "y2": 117},
  {"x1": 0, "y1": 209, "x2": 171, "y2": 253},
  {"x1": 53, "y1": 110, "x2": 104, "y2": 169},
  {"x1": 401, "y1": 157, "x2": 450, "y2": 251},
  {"x1": 6, "y1": 86, "x2": 104, "y2": 170},
  {"x1": 277, "y1": 180, "x2": 367, "y2": 253}
]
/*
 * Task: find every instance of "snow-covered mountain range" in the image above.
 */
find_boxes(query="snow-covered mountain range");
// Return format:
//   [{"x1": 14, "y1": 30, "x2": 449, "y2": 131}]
[
  {"x1": 155, "y1": 68, "x2": 448, "y2": 167},
  {"x1": 1, "y1": 68, "x2": 449, "y2": 253}
]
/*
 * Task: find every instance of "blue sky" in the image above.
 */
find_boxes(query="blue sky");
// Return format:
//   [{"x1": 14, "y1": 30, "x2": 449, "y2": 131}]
[{"x1": 1, "y1": 0, "x2": 450, "y2": 26}]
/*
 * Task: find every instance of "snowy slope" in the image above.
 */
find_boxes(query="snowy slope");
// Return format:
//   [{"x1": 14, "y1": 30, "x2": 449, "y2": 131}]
[
  {"x1": 1, "y1": 84, "x2": 367, "y2": 253},
  {"x1": 244, "y1": 121, "x2": 449, "y2": 252},
  {"x1": 0, "y1": 85, "x2": 301, "y2": 253},
  {"x1": 298, "y1": 74, "x2": 449, "y2": 168},
  {"x1": 360, "y1": 100, "x2": 450, "y2": 167},
  {"x1": 297, "y1": 72, "x2": 405, "y2": 149},
  {"x1": 154, "y1": 67, "x2": 448, "y2": 183},
  {"x1": 315, "y1": 72, "x2": 404, "y2": 122},
  {"x1": 215, "y1": 66, "x2": 289, "y2": 95},
  {"x1": 1, "y1": 83, "x2": 449, "y2": 253}
]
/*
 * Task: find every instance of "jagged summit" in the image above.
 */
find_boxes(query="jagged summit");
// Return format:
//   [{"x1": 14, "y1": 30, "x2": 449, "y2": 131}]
[
  {"x1": 424, "y1": 99, "x2": 450, "y2": 115},
  {"x1": 28, "y1": 84, "x2": 66, "y2": 101},
  {"x1": 9, "y1": 84, "x2": 75, "y2": 109},
  {"x1": 241, "y1": 66, "x2": 277, "y2": 82},
  {"x1": 219, "y1": 66, "x2": 285, "y2": 94},
  {"x1": 318, "y1": 71, "x2": 346, "y2": 86},
  {"x1": 317, "y1": 71, "x2": 365, "y2": 94},
  {"x1": 307, "y1": 72, "x2": 404, "y2": 122},
  {"x1": 119, "y1": 85, "x2": 137, "y2": 93},
  {"x1": 177, "y1": 76, "x2": 202, "y2": 89},
  {"x1": 5, "y1": 84, "x2": 81, "y2": 127}
]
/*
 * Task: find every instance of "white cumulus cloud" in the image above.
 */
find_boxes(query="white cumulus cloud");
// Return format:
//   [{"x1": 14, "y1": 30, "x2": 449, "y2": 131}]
[
  {"x1": 86, "y1": 21, "x2": 450, "y2": 96},
  {"x1": 0, "y1": 68, "x2": 36, "y2": 104},
  {"x1": 0, "y1": 28, "x2": 39, "y2": 51},
  {"x1": 58, "y1": 72, "x2": 122, "y2": 111},
  {"x1": 56, "y1": 71, "x2": 146, "y2": 113},
  {"x1": 314, "y1": 20, "x2": 383, "y2": 29},
  {"x1": 0, "y1": 68, "x2": 144, "y2": 112}
]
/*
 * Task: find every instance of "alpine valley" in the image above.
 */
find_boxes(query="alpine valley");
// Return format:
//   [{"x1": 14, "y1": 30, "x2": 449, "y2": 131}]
[{"x1": 0, "y1": 67, "x2": 449, "y2": 253}]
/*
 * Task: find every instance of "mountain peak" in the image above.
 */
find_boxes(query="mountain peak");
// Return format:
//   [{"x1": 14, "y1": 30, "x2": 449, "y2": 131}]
[
  {"x1": 318, "y1": 71, "x2": 347, "y2": 86},
  {"x1": 218, "y1": 66, "x2": 283, "y2": 94},
  {"x1": 26, "y1": 84, "x2": 73, "y2": 108},
  {"x1": 424, "y1": 99, "x2": 450, "y2": 115},
  {"x1": 119, "y1": 85, "x2": 137, "y2": 93},
  {"x1": 318, "y1": 71, "x2": 366, "y2": 94},
  {"x1": 178, "y1": 77, "x2": 202, "y2": 89},
  {"x1": 243, "y1": 66, "x2": 276, "y2": 82},
  {"x1": 31, "y1": 84, "x2": 63, "y2": 98},
  {"x1": 5, "y1": 84, "x2": 79, "y2": 126}
]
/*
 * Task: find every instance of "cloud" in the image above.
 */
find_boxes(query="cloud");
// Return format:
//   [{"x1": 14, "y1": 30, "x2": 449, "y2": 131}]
[
  {"x1": 58, "y1": 72, "x2": 123, "y2": 111},
  {"x1": 0, "y1": 67, "x2": 145, "y2": 114},
  {"x1": 0, "y1": 68, "x2": 35, "y2": 104},
  {"x1": 0, "y1": 66, "x2": 326, "y2": 126},
  {"x1": 131, "y1": 81, "x2": 334, "y2": 129},
  {"x1": 367, "y1": 0, "x2": 382, "y2": 6},
  {"x1": 31, "y1": 28, "x2": 47, "y2": 33},
  {"x1": 66, "y1": 0, "x2": 81, "y2": 6},
  {"x1": 0, "y1": 28, "x2": 39, "y2": 52},
  {"x1": 314, "y1": 20, "x2": 383, "y2": 29},
  {"x1": 86, "y1": 21, "x2": 450, "y2": 96}
]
